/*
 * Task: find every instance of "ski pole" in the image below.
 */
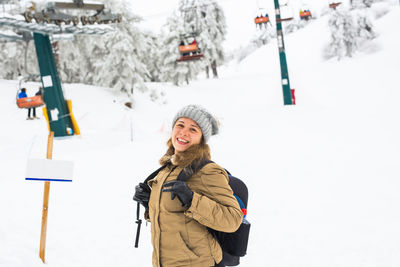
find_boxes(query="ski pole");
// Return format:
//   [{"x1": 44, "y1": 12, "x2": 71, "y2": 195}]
[{"x1": 134, "y1": 202, "x2": 142, "y2": 248}]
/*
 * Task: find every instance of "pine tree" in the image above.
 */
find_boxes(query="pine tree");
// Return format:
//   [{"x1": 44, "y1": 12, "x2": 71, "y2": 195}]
[
  {"x1": 354, "y1": 10, "x2": 375, "y2": 42},
  {"x1": 178, "y1": 0, "x2": 227, "y2": 79},
  {"x1": 325, "y1": 8, "x2": 358, "y2": 60},
  {"x1": 324, "y1": 5, "x2": 376, "y2": 60},
  {"x1": 91, "y1": 0, "x2": 150, "y2": 95},
  {"x1": 158, "y1": 0, "x2": 227, "y2": 83},
  {"x1": 196, "y1": 0, "x2": 227, "y2": 78},
  {"x1": 250, "y1": 24, "x2": 275, "y2": 48},
  {"x1": 0, "y1": 42, "x2": 20, "y2": 79},
  {"x1": 142, "y1": 31, "x2": 162, "y2": 82},
  {"x1": 57, "y1": 0, "x2": 151, "y2": 96},
  {"x1": 351, "y1": 0, "x2": 373, "y2": 9},
  {"x1": 159, "y1": 11, "x2": 201, "y2": 86},
  {"x1": 0, "y1": 37, "x2": 38, "y2": 79},
  {"x1": 283, "y1": 20, "x2": 302, "y2": 34},
  {"x1": 58, "y1": 35, "x2": 94, "y2": 84}
]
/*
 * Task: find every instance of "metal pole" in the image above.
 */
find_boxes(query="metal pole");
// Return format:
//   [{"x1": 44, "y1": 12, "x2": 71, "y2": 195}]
[
  {"x1": 273, "y1": 0, "x2": 293, "y2": 105},
  {"x1": 33, "y1": 33, "x2": 74, "y2": 137}
]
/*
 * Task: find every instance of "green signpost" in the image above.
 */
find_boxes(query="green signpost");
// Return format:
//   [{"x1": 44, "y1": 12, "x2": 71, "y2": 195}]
[
  {"x1": 273, "y1": 0, "x2": 294, "y2": 105},
  {"x1": 33, "y1": 33, "x2": 74, "y2": 137}
]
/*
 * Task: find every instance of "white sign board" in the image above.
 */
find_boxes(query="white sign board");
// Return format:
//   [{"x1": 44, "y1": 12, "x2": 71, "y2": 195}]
[
  {"x1": 50, "y1": 108, "x2": 59, "y2": 121},
  {"x1": 42, "y1": 75, "x2": 53, "y2": 88},
  {"x1": 25, "y1": 158, "x2": 73, "y2": 182}
]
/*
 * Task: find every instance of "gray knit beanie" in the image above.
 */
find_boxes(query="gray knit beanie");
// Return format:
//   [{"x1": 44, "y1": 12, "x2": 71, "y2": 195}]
[{"x1": 172, "y1": 105, "x2": 219, "y2": 142}]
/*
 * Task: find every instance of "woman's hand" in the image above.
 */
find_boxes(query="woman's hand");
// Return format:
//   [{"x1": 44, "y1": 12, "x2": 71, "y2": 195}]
[
  {"x1": 133, "y1": 182, "x2": 151, "y2": 209},
  {"x1": 162, "y1": 180, "x2": 193, "y2": 207}
]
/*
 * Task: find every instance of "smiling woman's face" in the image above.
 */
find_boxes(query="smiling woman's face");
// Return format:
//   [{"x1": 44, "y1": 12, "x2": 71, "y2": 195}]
[{"x1": 171, "y1": 117, "x2": 203, "y2": 153}]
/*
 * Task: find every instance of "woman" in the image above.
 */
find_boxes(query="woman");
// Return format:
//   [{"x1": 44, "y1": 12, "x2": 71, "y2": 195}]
[{"x1": 133, "y1": 105, "x2": 243, "y2": 267}]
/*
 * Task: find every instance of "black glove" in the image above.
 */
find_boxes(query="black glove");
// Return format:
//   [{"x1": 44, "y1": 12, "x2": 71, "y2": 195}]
[
  {"x1": 162, "y1": 180, "x2": 193, "y2": 207},
  {"x1": 133, "y1": 182, "x2": 151, "y2": 210}
]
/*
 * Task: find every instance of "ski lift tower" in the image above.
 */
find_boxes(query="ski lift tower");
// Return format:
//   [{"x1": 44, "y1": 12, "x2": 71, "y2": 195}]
[
  {"x1": 0, "y1": 0, "x2": 121, "y2": 137},
  {"x1": 273, "y1": 0, "x2": 294, "y2": 105}
]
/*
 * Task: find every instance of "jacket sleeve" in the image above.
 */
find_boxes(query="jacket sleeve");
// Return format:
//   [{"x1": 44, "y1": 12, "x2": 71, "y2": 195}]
[{"x1": 184, "y1": 164, "x2": 243, "y2": 232}]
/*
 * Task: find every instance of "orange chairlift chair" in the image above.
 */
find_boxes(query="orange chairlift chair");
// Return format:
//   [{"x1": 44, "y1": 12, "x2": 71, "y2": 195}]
[
  {"x1": 254, "y1": 15, "x2": 269, "y2": 25},
  {"x1": 299, "y1": 9, "x2": 312, "y2": 20},
  {"x1": 177, "y1": 38, "x2": 204, "y2": 62},
  {"x1": 16, "y1": 88, "x2": 44, "y2": 109},
  {"x1": 16, "y1": 76, "x2": 44, "y2": 109}
]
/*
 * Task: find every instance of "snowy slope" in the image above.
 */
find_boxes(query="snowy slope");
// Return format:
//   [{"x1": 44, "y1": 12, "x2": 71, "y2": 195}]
[{"x1": 1, "y1": 4, "x2": 400, "y2": 267}]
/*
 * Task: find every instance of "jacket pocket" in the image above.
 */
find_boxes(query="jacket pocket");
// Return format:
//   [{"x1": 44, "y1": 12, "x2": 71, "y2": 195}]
[
  {"x1": 160, "y1": 232, "x2": 199, "y2": 266},
  {"x1": 176, "y1": 232, "x2": 200, "y2": 259}
]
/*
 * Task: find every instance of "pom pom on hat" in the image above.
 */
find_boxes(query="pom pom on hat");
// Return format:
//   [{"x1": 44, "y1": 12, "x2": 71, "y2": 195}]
[{"x1": 172, "y1": 105, "x2": 219, "y2": 142}]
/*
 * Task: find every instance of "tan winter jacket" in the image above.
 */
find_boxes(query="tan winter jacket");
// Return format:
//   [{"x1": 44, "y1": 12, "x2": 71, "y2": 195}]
[{"x1": 147, "y1": 162, "x2": 243, "y2": 267}]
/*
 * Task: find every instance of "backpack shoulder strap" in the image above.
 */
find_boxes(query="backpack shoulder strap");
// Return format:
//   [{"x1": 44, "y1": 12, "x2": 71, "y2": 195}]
[
  {"x1": 136, "y1": 165, "x2": 166, "y2": 248},
  {"x1": 143, "y1": 164, "x2": 167, "y2": 184},
  {"x1": 228, "y1": 176, "x2": 248, "y2": 208},
  {"x1": 177, "y1": 159, "x2": 214, "y2": 182}
]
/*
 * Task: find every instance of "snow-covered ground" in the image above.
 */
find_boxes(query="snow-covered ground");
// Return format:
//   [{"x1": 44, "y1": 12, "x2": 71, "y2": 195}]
[{"x1": 1, "y1": 3, "x2": 400, "y2": 267}]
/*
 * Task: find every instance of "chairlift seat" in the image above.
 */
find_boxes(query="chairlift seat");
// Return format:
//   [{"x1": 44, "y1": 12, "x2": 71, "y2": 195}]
[
  {"x1": 254, "y1": 17, "x2": 269, "y2": 24},
  {"x1": 16, "y1": 95, "x2": 44, "y2": 109},
  {"x1": 329, "y1": 2, "x2": 342, "y2": 9},
  {"x1": 300, "y1": 11, "x2": 312, "y2": 19},
  {"x1": 276, "y1": 17, "x2": 293, "y2": 22},
  {"x1": 179, "y1": 44, "x2": 199, "y2": 54},
  {"x1": 177, "y1": 53, "x2": 204, "y2": 62}
]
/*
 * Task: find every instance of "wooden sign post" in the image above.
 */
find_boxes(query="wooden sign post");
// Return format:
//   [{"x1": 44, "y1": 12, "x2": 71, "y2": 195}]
[
  {"x1": 25, "y1": 131, "x2": 74, "y2": 263},
  {"x1": 40, "y1": 131, "x2": 54, "y2": 263}
]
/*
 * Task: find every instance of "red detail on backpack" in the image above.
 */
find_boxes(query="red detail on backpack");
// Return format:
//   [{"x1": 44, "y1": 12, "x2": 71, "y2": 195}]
[{"x1": 241, "y1": 208, "x2": 247, "y2": 215}]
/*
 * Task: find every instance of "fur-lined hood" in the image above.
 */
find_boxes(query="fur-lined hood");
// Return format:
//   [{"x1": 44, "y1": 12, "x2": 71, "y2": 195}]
[{"x1": 159, "y1": 138, "x2": 211, "y2": 169}]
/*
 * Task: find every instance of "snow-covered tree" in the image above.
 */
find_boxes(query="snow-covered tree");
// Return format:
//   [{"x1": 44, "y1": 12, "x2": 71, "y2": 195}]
[
  {"x1": 0, "y1": 36, "x2": 38, "y2": 79},
  {"x1": 0, "y1": 0, "x2": 161, "y2": 101},
  {"x1": 157, "y1": 0, "x2": 228, "y2": 83},
  {"x1": 324, "y1": 8, "x2": 358, "y2": 60},
  {"x1": 57, "y1": 0, "x2": 152, "y2": 96},
  {"x1": 158, "y1": 11, "x2": 202, "y2": 86},
  {"x1": 197, "y1": 0, "x2": 227, "y2": 78},
  {"x1": 282, "y1": 20, "x2": 303, "y2": 34},
  {"x1": 86, "y1": 0, "x2": 150, "y2": 95},
  {"x1": 142, "y1": 31, "x2": 163, "y2": 82},
  {"x1": 354, "y1": 10, "x2": 376, "y2": 41},
  {"x1": 324, "y1": 5, "x2": 376, "y2": 60},
  {"x1": 350, "y1": 0, "x2": 373, "y2": 8},
  {"x1": 231, "y1": 24, "x2": 275, "y2": 63},
  {"x1": 178, "y1": 0, "x2": 227, "y2": 78},
  {"x1": 58, "y1": 36, "x2": 95, "y2": 84},
  {"x1": 0, "y1": 41, "x2": 23, "y2": 79},
  {"x1": 253, "y1": 26, "x2": 275, "y2": 46},
  {"x1": 60, "y1": 0, "x2": 152, "y2": 94}
]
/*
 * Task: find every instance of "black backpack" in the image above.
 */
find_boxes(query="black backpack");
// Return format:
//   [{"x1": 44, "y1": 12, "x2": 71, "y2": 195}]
[{"x1": 135, "y1": 160, "x2": 250, "y2": 266}]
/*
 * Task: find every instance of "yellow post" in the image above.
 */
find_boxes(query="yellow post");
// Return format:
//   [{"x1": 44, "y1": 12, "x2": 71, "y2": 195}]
[
  {"x1": 66, "y1": 100, "x2": 80, "y2": 135},
  {"x1": 42, "y1": 107, "x2": 51, "y2": 132},
  {"x1": 39, "y1": 131, "x2": 54, "y2": 263}
]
